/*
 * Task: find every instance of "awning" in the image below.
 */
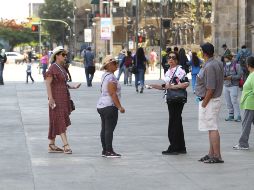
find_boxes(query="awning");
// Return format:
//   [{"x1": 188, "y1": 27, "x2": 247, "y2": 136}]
[{"x1": 91, "y1": 0, "x2": 99, "y2": 4}]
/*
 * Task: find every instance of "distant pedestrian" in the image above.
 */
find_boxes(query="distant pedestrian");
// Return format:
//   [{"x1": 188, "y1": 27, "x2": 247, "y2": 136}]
[
  {"x1": 178, "y1": 48, "x2": 189, "y2": 74},
  {"x1": 83, "y1": 47, "x2": 95, "y2": 87},
  {"x1": 149, "y1": 48, "x2": 157, "y2": 71},
  {"x1": 0, "y1": 49, "x2": 7, "y2": 85},
  {"x1": 188, "y1": 52, "x2": 202, "y2": 93},
  {"x1": 223, "y1": 54, "x2": 242, "y2": 122},
  {"x1": 148, "y1": 51, "x2": 189, "y2": 155},
  {"x1": 221, "y1": 44, "x2": 231, "y2": 63},
  {"x1": 233, "y1": 56, "x2": 254, "y2": 150},
  {"x1": 134, "y1": 47, "x2": 147, "y2": 93},
  {"x1": 161, "y1": 47, "x2": 171, "y2": 74},
  {"x1": 123, "y1": 50, "x2": 133, "y2": 85},
  {"x1": 236, "y1": 45, "x2": 252, "y2": 82},
  {"x1": 41, "y1": 51, "x2": 49, "y2": 78},
  {"x1": 97, "y1": 55, "x2": 125, "y2": 158},
  {"x1": 117, "y1": 49, "x2": 126, "y2": 82},
  {"x1": 26, "y1": 61, "x2": 34, "y2": 83},
  {"x1": 45, "y1": 46, "x2": 81, "y2": 154},
  {"x1": 196, "y1": 43, "x2": 224, "y2": 164}
]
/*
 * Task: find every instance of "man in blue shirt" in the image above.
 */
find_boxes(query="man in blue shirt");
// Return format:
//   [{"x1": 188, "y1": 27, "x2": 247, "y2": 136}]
[{"x1": 83, "y1": 47, "x2": 95, "y2": 87}]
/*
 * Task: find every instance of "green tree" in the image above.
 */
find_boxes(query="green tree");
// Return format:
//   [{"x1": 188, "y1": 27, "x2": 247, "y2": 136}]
[
  {"x1": 0, "y1": 27, "x2": 38, "y2": 50},
  {"x1": 39, "y1": 0, "x2": 73, "y2": 46}
]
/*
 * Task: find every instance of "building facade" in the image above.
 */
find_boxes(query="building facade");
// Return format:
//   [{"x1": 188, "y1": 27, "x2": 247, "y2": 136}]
[{"x1": 212, "y1": 0, "x2": 254, "y2": 55}]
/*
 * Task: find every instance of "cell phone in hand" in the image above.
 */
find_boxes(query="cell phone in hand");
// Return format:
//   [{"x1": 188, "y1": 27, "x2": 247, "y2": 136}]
[{"x1": 51, "y1": 103, "x2": 56, "y2": 109}]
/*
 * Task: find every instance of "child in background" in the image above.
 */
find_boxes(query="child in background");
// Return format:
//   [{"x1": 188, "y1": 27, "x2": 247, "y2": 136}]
[{"x1": 26, "y1": 61, "x2": 34, "y2": 83}]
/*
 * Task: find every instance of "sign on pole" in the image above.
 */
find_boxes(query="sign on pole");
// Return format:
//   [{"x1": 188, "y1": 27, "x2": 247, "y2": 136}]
[
  {"x1": 84, "y1": 29, "x2": 92, "y2": 42},
  {"x1": 100, "y1": 18, "x2": 112, "y2": 40},
  {"x1": 129, "y1": 40, "x2": 134, "y2": 49}
]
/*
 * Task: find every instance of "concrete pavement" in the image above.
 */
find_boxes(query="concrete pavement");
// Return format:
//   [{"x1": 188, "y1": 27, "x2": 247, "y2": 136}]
[{"x1": 1, "y1": 63, "x2": 254, "y2": 190}]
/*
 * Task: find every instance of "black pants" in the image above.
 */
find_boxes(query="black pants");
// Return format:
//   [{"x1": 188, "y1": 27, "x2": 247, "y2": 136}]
[
  {"x1": 85, "y1": 67, "x2": 94, "y2": 86},
  {"x1": 26, "y1": 72, "x2": 34, "y2": 83},
  {"x1": 167, "y1": 102, "x2": 186, "y2": 151},
  {"x1": 97, "y1": 106, "x2": 118, "y2": 152}
]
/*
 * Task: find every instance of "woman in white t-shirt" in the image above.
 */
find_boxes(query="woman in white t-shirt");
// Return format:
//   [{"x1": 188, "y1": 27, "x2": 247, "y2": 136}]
[{"x1": 97, "y1": 55, "x2": 125, "y2": 158}]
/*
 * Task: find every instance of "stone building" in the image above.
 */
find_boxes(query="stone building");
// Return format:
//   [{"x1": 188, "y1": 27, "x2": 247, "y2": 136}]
[{"x1": 212, "y1": 0, "x2": 254, "y2": 55}]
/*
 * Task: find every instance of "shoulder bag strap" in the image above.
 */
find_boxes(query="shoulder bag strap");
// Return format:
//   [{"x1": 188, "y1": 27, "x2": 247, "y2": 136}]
[
  {"x1": 100, "y1": 73, "x2": 111, "y2": 93},
  {"x1": 53, "y1": 63, "x2": 67, "y2": 82}
]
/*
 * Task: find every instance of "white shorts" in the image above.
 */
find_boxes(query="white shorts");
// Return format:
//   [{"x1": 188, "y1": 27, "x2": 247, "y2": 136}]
[{"x1": 198, "y1": 97, "x2": 221, "y2": 131}]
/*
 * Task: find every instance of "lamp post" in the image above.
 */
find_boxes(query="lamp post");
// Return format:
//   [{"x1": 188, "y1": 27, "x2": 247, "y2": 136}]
[{"x1": 92, "y1": 22, "x2": 97, "y2": 57}]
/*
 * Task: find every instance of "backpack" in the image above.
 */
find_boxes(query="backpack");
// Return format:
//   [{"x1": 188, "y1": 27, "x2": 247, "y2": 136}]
[
  {"x1": 239, "y1": 52, "x2": 248, "y2": 67},
  {"x1": 124, "y1": 56, "x2": 133, "y2": 67}
]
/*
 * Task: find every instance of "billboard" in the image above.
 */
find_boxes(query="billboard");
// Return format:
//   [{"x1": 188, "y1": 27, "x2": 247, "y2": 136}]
[
  {"x1": 100, "y1": 18, "x2": 112, "y2": 40},
  {"x1": 84, "y1": 29, "x2": 92, "y2": 42}
]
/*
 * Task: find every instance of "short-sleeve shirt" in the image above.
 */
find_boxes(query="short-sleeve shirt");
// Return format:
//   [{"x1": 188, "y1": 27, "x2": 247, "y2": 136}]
[
  {"x1": 164, "y1": 66, "x2": 186, "y2": 84},
  {"x1": 195, "y1": 57, "x2": 224, "y2": 98},
  {"x1": 97, "y1": 72, "x2": 121, "y2": 109}
]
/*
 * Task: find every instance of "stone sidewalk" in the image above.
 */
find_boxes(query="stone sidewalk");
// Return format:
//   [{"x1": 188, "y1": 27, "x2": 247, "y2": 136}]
[{"x1": 1, "y1": 64, "x2": 254, "y2": 190}]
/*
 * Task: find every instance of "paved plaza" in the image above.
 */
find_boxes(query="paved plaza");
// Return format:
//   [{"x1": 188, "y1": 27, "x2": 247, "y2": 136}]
[{"x1": 1, "y1": 63, "x2": 254, "y2": 190}]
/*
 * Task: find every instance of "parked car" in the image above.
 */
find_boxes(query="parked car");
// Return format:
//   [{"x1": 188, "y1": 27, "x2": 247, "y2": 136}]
[{"x1": 5, "y1": 52, "x2": 25, "y2": 64}]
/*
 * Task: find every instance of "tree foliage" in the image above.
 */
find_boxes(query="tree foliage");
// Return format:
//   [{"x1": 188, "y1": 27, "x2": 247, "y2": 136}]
[
  {"x1": 0, "y1": 26, "x2": 38, "y2": 50},
  {"x1": 39, "y1": 0, "x2": 73, "y2": 45}
]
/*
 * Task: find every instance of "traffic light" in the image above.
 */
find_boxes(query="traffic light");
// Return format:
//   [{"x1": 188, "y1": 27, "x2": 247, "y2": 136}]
[{"x1": 31, "y1": 24, "x2": 39, "y2": 32}]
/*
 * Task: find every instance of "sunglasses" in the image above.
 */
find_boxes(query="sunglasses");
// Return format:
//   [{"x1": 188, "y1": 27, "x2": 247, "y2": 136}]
[
  {"x1": 61, "y1": 52, "x2": 67, "y2": 57},
  {"x1": 168, "y1": 56, "x2": 176, "y2": 60}
]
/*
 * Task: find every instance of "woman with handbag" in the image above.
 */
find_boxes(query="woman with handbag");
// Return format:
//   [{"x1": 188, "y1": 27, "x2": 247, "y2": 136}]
[
  {"x1": 97, "y1": 55, "x2": 125, "y2": 158},
  {"x1": 45, "y1": 46, "x2": 81, "y2": 154},
  {"x1": 147, "y1": 51, "x2": 189, "y2": 155}
]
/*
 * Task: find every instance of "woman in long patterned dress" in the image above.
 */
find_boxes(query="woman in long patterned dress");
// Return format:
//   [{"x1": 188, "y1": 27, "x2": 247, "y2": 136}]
[{"x1": 45, "y1": 46, "x2": 81, "y2": 154}]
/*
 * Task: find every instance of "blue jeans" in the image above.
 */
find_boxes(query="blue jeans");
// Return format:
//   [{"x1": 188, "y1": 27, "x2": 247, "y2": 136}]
[
  {"x1": 0, "y1": 63, "x2": 4, "y2": 84},
  {"x1": 191, "y1": 74, "x2": 197, "y2": 92},
  {"x1": 85, "y1": 67, "x2": 94, "y2": 86},
  {"x1": 135, "y1": 69, "x2": 145, "y2": 88},
  {"x1": 117, "y1": 66, "x2": 125, "y2": 83}
]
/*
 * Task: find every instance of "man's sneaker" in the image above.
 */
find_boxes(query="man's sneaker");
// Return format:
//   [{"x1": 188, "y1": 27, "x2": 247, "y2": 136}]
[
  {"x1": 232, "y1": 144, "x2": 249, "y2": 150},
  {"x1": 105, "y1": 151, "x2": 121, "y2": 158},
  {"x1": 234, "y1": 116, "x2": 242, "y2": 122},
  {"x1": 101, "y1": 150, "x2": 106, "y2": 157},
  {"x1": 225, "y1": 115, "x2": 234, "y2": 121}
]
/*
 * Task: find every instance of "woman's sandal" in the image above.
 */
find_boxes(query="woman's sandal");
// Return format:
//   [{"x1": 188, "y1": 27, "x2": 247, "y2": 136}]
[
  {"x1": 48, "y1": 144, "x2": 64, "y2": 153},
  {"x1": 203, "y1": 157, "x2": 224, "y2": 164},
  {"x1": 63, "y1": 144, "x2": 72, "y2": 154},
  {"x1": 198, "y1": 155, "x2": 210, "y2": 162}
]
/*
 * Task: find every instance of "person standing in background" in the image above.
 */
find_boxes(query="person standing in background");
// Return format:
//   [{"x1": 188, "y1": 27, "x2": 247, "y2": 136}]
[
  {"x1": 83, "y1": 47, "x2": 95, "y2": 87},
  {"x1": 41, "y1": 51, "x2": 49, "y2": 78},
  {"x1": 0, "y1": 49, "x2": 7, "y2": 85},
  {"x1": 188, "y1": 52, "x2": 202, "y2": 93},
  {"x1": 26, "y1": 60, "x2": 34, "y2": 83}
]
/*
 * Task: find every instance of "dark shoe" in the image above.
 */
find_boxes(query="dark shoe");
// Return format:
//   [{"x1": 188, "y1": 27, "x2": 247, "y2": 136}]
[
  {"x1": 198, "y1": 155, "x2": 211, "y2": 162},
  {"x1": 225, "y1": 115, "x2": 234, "y2": 121},
  {"x1": 234, "y1": 116, "x2": 242, "y2": 122},
  {"x1": 136, "y1": 88, "x2": 139, "y2": 93},
  {"x1": 203, "y1": 157, "x2": 224, "y2": 164},
  {"x1": 162, "y1": 150, "x2": 178, "y2": 155},
  {"x1": 140, "y1": 87, "x2": 144, "y2": 93},
  {"x1": 105, "y1": 151, "x2": 121, "y2": 158},
  {"x1": 101, "y1": 150, "x2": 106, "y2": 157}
]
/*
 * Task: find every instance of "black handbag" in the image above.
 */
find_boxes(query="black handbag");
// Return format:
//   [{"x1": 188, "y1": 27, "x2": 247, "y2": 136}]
[
  {"x1": 130, "y1": 65, "x2": 137, "y2": 74},
  {"x1": 166, "y1": 88, "x2": 187, "y2": 103},
  {"x1": 70, "y1": 99, "x2": 75, "y2": 111},
  {"x1": 166, "y1": 67, "x2": 187, "y2": 103}
]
